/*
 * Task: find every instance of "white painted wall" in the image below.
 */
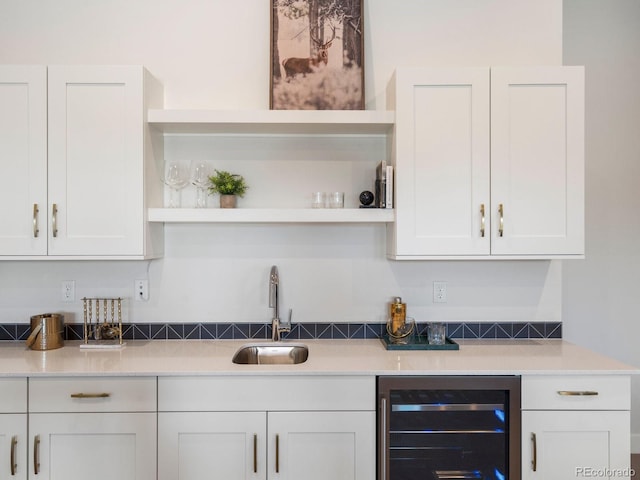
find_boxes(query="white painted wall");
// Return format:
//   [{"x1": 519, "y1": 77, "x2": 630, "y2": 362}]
[
  {"x1": 0, "y1": 0, "x2": 564, "y2": 327},
  {"x1": 563, "y1": 0, "x2": 640, "y2": 452}
]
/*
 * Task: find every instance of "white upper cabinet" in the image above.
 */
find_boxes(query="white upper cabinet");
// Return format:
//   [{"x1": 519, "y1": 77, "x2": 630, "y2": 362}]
[
  {"x1": 490, "y1": 67, "x2": 585, "y2": 256},
  {"x1": 0, "y1": 66, "x2": 47, "y2": 256},
  {"x1": 0, "y1": 65, "x2": 164, "y2": 259},
  {"x1": 387, "y1": 67, "x2": 491, "y2": 257},
  {"x1": 387, "y1": 66, "x2": 585, "y2": 259}
]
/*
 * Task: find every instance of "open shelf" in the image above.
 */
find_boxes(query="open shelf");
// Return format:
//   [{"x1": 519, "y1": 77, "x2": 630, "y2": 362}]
[
  {"x1": 147, "y1": 109, "x2": 395, "y2": 135},
  {"x1": 148, "y1": 208, "x2": 394, "y2": 224}
]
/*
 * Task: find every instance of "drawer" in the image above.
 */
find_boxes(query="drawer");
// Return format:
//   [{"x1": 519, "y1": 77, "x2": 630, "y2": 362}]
[
  {"x1": 29, "y1": 377, "x2": 156, "y2": 413},
  {"x1": 521, "y1": 375, "x2": 630, "y2": 410},
  {"x1": 0, "y1": 378, "x2": 27, "y2": 413},
  {"x1": 159, "y1": 375, "x2": 375, "y2": 412}
]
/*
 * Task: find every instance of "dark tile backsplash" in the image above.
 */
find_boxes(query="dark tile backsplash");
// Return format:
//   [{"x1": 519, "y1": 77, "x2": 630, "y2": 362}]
[{"x1": 0, "y1": 321, "x2": 561, "y2": 342}]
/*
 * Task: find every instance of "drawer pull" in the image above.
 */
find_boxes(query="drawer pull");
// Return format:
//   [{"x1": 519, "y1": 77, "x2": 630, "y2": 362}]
[
  {"x1": 557, "y1": 390, "x2": 599, "y2": 396},
  {"x1": 33, "y1": 435, "x2": 40, "y2": 475},
  {"x1": 11, "y1": 435, "x2": 17, "y2": 476},
  {"x1": 70, "y1": 393, "x2": 111, "y2": 399}
]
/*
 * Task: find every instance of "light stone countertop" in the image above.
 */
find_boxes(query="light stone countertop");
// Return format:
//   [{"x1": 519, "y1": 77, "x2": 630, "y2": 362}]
[{"x1": 0, "y1": 339, "x2": 637, "y2": 377}]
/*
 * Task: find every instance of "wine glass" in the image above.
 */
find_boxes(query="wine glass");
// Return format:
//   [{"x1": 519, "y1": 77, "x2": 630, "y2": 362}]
[
  {"x1": 190, "y1": 160, "x2": 211, "y2": 208},
  {"x1": 164, "y1": 161, "x2": 188, "y2": 208}
]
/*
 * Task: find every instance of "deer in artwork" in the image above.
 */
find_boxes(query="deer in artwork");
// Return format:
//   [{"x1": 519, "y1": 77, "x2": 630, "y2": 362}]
[{"x1": 282, "y1": 26, "x2": 336, "y2": 79}]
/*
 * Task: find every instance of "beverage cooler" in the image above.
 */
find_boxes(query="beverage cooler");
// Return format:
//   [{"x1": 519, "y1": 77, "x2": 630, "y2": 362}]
[{"x1": 378, "y1": 376, "x2": 521, "y2": 480}]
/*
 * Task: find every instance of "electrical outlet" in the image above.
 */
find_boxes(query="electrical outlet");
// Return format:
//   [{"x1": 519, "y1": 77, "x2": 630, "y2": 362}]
[
  {"x1": 61, "y1": 280, "x2": 75, "y2": 303},
  {"x1": 135, "y1": 279, "x2": 149, "y2": 301},
  {"x1": 433, "y1": 281, "x2": 447, "y2": 303}
]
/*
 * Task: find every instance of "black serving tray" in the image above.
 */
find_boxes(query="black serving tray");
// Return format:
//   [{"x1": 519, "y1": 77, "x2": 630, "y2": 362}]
[{"x1": 380, "y1": 334, "x2": 459, "y2": 351}]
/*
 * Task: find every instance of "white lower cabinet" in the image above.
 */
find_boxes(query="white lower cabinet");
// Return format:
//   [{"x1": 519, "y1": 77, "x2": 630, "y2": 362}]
[
  {"x1": 0, "y1": 378, "x2": 28, "y2": 480},
  {"x1": 29, "y1": 412, "x2": 156, "y2": 480},
  {"x1": 159, "y1": 412, "x2": 265, "y2": 479},
  {"x1": 268, "y1": 411, "x2": 373, "y2": 480},
  {"x1": 521, "y1": 375, "x2": 632, "y2": 480},
  {"x1": 28, "y1": 377, "x2": 157, "y2": 480},
  {"x1": 158, "y1": 376, "x2": 376, "y2": 480}
]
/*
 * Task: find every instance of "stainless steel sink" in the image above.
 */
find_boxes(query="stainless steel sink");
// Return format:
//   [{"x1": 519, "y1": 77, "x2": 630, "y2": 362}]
[{"x1": 232, "y1": 343, "x2": 309, "y2": 365}]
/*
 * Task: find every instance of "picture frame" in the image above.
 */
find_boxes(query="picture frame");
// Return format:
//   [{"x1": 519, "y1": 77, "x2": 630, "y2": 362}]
[{"x1": 270, "y1": 0, "x2": 364, "y2": 110}]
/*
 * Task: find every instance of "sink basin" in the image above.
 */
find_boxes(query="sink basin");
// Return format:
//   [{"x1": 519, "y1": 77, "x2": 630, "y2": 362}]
[{"x1": 232, "y1": 343, "x2": 309, "y2": 365}]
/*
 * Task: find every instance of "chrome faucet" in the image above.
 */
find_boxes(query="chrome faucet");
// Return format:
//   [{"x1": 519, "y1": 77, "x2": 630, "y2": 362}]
[{"x1": 269, "y1": 265, "x2": 291, "y2": 341}]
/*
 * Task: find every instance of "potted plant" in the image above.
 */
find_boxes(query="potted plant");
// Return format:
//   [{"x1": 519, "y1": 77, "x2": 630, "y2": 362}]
[{"x1": 207, "y1": 170, "x2": 248, "y2": 208}]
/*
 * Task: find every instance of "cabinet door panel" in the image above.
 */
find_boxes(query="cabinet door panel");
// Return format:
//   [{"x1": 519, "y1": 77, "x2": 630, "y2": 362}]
[
  {"x1": 269, "y1": 411, "x2": 375, "y2": 480},
  {"x1": 392, "y1": 68, "x2": 490, "y2": 256},
  {"x1": 522, "y1": 410, "x2": 630, "y2": 480},
  {"x1": 158, "y1": 412, "x2": 265, "y2": 480},
  {"x1": 29, "y1": 412, "x2": 156, "y2": 480},
  {"x1": 0, "y1": 414, "x2": 27, "y2": 480},
  {"x1": 0, "y1": 66, "x2": 47, "y2": 255},
  {"x1": 47, "y1": 66, "x2": 144, "y2": 256},
  {"x1": 491, "y1": 67, "x2": 584, "y2": 255}
]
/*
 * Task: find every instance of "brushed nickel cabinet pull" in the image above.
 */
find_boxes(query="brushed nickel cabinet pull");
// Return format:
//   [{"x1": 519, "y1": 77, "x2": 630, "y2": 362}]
[
  {"x1": 498, "y1": 204, "x2": 504, "y2": 237},
  {"x1": 557, "y1": 390, "x2": 599, "y2": 396},
  {"x1": 253, "y1": 434, "x2": 257, "y2": 473},
  {"x1": 52, "y1": 204, "x2": 58, "y2": 238},
  {"x1": 33, "y1": 204, "x2": 39, "y2": 238},
  {"x1": 10, "y1": 435, "x2": 17, "y2": 476},
  {"x1": 33, "y1": 434, "x2": 40, "y2": 475},
  {"x1": 380, "y1": 396, "x2": 388, "y2": 480},
  {"x1": 531, "y1": 432, "x2": 537, "y2": 471},
  {"x1": 70, "y1": 393, "x2": 111, "y2": 399},
  {"x1": 275, "y1": 434, "x2": 280, "y2": 473},
  {"x1": 480, "y1": 204, "x2": 486, "y2": 237}
]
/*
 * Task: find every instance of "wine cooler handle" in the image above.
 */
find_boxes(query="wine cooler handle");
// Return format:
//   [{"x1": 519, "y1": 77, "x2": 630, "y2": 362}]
[
  {"x1": 380, "y1": 396, "x2": 388, "y2": 480},
  {"x1": 531, "y1": 432, "x2": 537, "y2": 472}
]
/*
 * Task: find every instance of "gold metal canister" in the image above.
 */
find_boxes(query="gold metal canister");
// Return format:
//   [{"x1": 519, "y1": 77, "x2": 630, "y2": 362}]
[{"x1": 389, "y1": 297, "x2": 406, "y2": 335}]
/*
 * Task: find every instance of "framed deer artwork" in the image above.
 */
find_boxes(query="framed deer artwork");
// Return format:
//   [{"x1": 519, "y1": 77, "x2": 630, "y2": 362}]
[{"x1": 270, "y1": 0, "x2": 364, "y2": 110}]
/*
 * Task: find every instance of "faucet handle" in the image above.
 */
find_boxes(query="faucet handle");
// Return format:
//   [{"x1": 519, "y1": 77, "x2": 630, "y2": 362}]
[{"x1": 280, "y1": 308, "x2": 292, "y2": 332}]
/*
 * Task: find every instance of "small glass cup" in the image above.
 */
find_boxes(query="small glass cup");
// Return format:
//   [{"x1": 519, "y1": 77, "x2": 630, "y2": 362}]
[
  {"x1": 312, "y1": 192, "x2": 326, "y2": 208},
  {"x1": 328, "y1": 192, "x2": 344, "y2": 208},
  {"x1": 427, "y1": 322, "x2": 446, "y2": 345}
]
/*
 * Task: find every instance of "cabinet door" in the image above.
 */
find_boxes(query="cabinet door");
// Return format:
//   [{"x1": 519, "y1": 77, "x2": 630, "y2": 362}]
[
  {"x1": 47, "y1": 66, "x2": 144, "y2": 256},
  {"x1": 0, "y1": 66, "x2": 47, "y2": 256},
  {"x1": 268, "y1": 411, "x2": 375, "y2": 480},
  {"x1": 29, "y1": 412, "x2": 156, "y2": 480},
  {"x1": 0, "y1": 414, "x2": 27, "y2": 480},
  {"x1": 491, "y1": 67, "x2": 585, "y2": 255},
  {"x1": 522, "y1": 410, "x2": 630, "y2": 480},
  {"x1": 390, "y1": 67, "x2": 491, "y2": 257},
  {"x1": 158, "y1": 412, "x2": 266, "y2": 480}
]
